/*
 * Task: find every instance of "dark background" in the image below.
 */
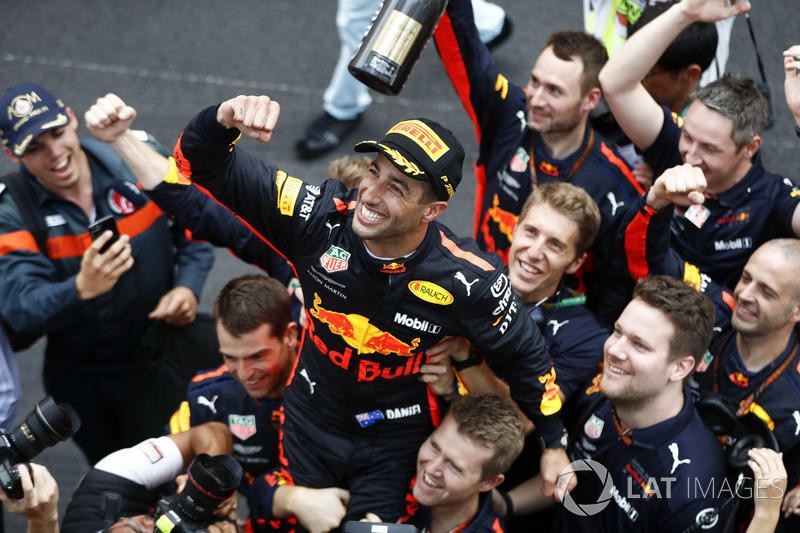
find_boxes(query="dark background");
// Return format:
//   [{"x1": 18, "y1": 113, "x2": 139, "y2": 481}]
[{"x1": 1, "y1": 0, "x2": 797, "y2": 528}]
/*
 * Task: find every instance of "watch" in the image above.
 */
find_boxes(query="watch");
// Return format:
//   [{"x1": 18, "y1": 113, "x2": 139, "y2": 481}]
[
  {"x1": 539, "y1": 428, "x2": 569, "y2": 450},
  {"x1": 451, "y1": 351, "x2": 480, "y2": 371}
]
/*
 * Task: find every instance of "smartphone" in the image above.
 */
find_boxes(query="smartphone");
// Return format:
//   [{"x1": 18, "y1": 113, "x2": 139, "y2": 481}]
[{"x1": 88, "y1": 215, "x2": 120, "y2": 253}]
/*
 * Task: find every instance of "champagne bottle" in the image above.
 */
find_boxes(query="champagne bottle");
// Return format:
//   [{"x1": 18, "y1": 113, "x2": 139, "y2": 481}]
[{"x1": 348, "y1": 0, "x2": 448, "y2": 96}]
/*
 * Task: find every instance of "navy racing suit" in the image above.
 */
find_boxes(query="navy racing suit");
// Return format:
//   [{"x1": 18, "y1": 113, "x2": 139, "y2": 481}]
[{"x1": 174, "y1": 105, "x2": 567, "y2": 521}]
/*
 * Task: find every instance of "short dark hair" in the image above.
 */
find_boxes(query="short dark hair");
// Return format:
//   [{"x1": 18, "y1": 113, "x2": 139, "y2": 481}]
[
  {"x1": 633, "y1": 275, "x2": 714, "y2": 366},
  {"x1": 418, "y1": 179, "x2": 440, "y2": 206},
  {"x1": 517, "y1": 182, "x2": 601, "y2": 258},
  {"x1": 213, "y1": 275, "x2": 291, "y2": 337},
  {"x1": 691, "y1": 76, "x2": 768, "y2": 149},
  {"x1": 543, "y1": 31, "x2": 608, "y2": 95},
  {"x1": 449, "y1": 394, "x2": 524, "y2": 480},
  {"x1": 630, "y1": 3, "x2": 718, "y2": 74}
]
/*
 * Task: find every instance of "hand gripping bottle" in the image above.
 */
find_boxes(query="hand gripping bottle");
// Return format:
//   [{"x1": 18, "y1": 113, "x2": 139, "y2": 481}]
[{"x1": 348, "y1": 0, "x2": 448, "y2": 95}]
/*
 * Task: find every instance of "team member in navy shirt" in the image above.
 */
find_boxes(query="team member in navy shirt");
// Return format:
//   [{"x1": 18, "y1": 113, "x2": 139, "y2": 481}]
[
  {"x1": 600, "y1": 0, "x2": 800, "y2": 289},
  {"x1": 363, "y1": 394, "x2": 525, "y2": 533},
  {"x1": 425, "y1": 182, "x2": 609, "y2": 411},
  {"x1": 501, "y1": 276, "x2": 727, "y2": 531},
  {"x1": 169, "y1": 275, "x2": 349, "y2": 533},
  {"x1": 434, "y1": 0, "x2": 645, "y2": 325},
  {"x1": 620, "y1": 173, "x2": 800, "y2": 527},
  {"x1": 421, "y1": 183, "x2": 610, "y2": 531}
]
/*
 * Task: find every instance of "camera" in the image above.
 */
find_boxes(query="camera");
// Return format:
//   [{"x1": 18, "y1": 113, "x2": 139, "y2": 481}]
[
  {"x1": 152, "y1": 453, "x2": 242, "y2": 532},
  {"x1": 0, "y1": 396, "x2": 81, "y2": 499}
]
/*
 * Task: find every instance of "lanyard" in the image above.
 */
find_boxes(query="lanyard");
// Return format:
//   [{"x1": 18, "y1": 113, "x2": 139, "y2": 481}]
[
  {"x1": 612, "y1": 407, "x2": 634, "y2": 445},
  {"x1": 712, "y1": 331, "x2": 798, "y2": 416},
  {"x1": 529, "y1": 128, "x2": 595, "y2": 187}
]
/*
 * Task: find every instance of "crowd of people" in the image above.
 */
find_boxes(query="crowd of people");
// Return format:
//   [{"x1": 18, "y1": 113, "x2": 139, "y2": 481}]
[{"x1": 1, "y1": 0, "x2": 799, "y2": 531}]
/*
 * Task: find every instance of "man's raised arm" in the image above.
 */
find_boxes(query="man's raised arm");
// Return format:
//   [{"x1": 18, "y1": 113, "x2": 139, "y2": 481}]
[
  {"x1": 84, "y1": 93, "x2": 169, "y2": 190},
  {"x1": 599, "y1": 0, "x2": 750, "y2": 151}
]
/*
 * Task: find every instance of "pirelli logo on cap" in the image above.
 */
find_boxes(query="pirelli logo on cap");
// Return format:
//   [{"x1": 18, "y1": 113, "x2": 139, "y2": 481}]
[
  {"x1": 277, "y1": 172, "x2": 304, "y2": 216},
  {"x1": 388, "y1": 120, "x2": 449, "y2": 162}
]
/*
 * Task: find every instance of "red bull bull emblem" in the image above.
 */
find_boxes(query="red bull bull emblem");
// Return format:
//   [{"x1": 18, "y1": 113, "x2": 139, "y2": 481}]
[
  {"x1": 334, "y1": 197, "x2": 357, "y2": 214},
  {"x1": 729, "y1": 372, "x2": 749, "y2": 388},
  {"x1": 716, "y1": 212, "x2": 750, "y2": 224},
  {"x1": 538, "y1": 161, "x2": 559, "y2": 177},
  {"x1": 381, "y1": 262, "x2": 406, "y2": 274},
  {"x1": 487, "y1": 194, "x2": 517, "y2": 242},
  {"x1": 741, "y1": 402, "x2": 775, "y2": 431},
  {"x1": 320, "y1": 245, "x2": 350, "y2": 273},
  {"x1": 308, "y1": 293, "x2": 420, "y2": 356},
  {"x1": 585, "y1": 372, "x2": 602, "y2": 395}
]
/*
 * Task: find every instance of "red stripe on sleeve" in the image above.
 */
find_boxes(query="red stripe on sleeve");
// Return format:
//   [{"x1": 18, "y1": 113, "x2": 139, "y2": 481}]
[{"x1": 624, "y1": 206, "x2": 656, "y2": 281}]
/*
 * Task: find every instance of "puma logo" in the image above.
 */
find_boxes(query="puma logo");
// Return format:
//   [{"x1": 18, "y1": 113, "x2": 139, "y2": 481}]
[
  {"x1": 197, "y1": 395, "x2": 219, "y2": 414},
  {"x1": 326, "y1": 221, "x2": 340, "y2": 238},
  {"x1": 606, "y1": 191, "x2": 625, "y2": 217},
  {"x1": 515, "y1": 110, "x2": 526, "y2": 132},
  {"x1": 668, "y1": 442, "x2": 691, "y2": 474},
  {"x1": 548, "y1": 319, "x2": 569, "y2": 335},
  {"x1": 300, "y1": 368, "x2": 316, "y2": 394},
  {"x1": 455, "y1": 271, "x2": 479, "y2": 296},
  {"x1": 793, "y1": 410, "x2": 800, "y2": 436}
]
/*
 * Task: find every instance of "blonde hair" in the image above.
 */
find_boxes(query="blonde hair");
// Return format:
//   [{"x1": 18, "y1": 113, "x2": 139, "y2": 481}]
[{"x1": 327, "y1": 155, "x2": 371, "y2": 189}]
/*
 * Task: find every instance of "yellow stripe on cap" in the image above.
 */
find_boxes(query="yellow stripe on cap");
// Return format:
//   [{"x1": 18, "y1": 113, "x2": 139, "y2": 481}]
[{"x1": 387, "y1": 120, "x2": 450, "y2": 162}]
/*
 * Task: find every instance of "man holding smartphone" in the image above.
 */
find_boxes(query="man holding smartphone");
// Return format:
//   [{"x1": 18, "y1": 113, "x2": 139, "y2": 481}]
[{"x1": 0, "y1": 83, "x2": 217, "y2": 464}]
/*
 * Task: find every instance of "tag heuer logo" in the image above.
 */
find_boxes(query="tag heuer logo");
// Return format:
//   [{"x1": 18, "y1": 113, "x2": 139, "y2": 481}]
[
  {"x1": 228, "y1": 414, "x2": 257, "y2": 440},
  {"x1": 584, "y1": 414, "x2": 604, "y2": 439},
  {"x1": 320, "y1": 245, "x2": 350, "y2": 273}
]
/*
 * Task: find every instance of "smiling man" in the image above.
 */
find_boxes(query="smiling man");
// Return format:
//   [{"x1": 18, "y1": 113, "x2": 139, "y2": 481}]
[
  {"x1": 693, "y1": 239, "x2": 800, "y2": 462},
  {"x1": 505, "y1": 183, "x2": 609, "y2": 401},
  {"x1": 620, "y1": 162, "x2": 800, "y2": 527},
  {"x1": 599, "y1": 0, "x2": 800, "y2": 289},
  {"x1": 433, "y1": 0, "x2": 645, "y2": 326},
  {"x1": 438, "y1": 183, "x2": 609, "y2": 409},
  {"x1": 169, "y1": 275, "x2": 297, "y2": 492},
  {"x1": 0, "y1": 83, "x2": 216, "y2": 464},
  {"x1": 399, "y1": 394, "x2": 524, "y2": 533},
  {"x1": 168, "y1": 275, "x2": 350, "y2": 533},
  {"x1": 157, "y1": 93, "x2": 573, "y2": 522},
  {"x1": 545, "y1": 275, "x2": 727, "y2": 531}
]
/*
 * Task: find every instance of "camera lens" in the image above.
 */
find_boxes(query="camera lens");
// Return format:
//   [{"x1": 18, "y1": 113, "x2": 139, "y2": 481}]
[
  {"x1": 6, "y1": 396, "x2": 81, "y2": 464},
  {"x1": 175, "y1": 454, "x2": 242, "y2": 522}
]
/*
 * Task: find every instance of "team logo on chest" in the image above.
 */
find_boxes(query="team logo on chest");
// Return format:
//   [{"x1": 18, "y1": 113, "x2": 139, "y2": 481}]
[
  {"x1": 228, "y1": 414, "x2": 257, "y2": 440},
  {"x1": 320, "y1": 245, "x2": 350, "y2": 273}
]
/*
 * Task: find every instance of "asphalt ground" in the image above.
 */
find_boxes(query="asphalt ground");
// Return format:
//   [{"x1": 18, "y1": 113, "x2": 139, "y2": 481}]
[{"x1": 1, "y1": 0, "x2": 798, "y2": 529}]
